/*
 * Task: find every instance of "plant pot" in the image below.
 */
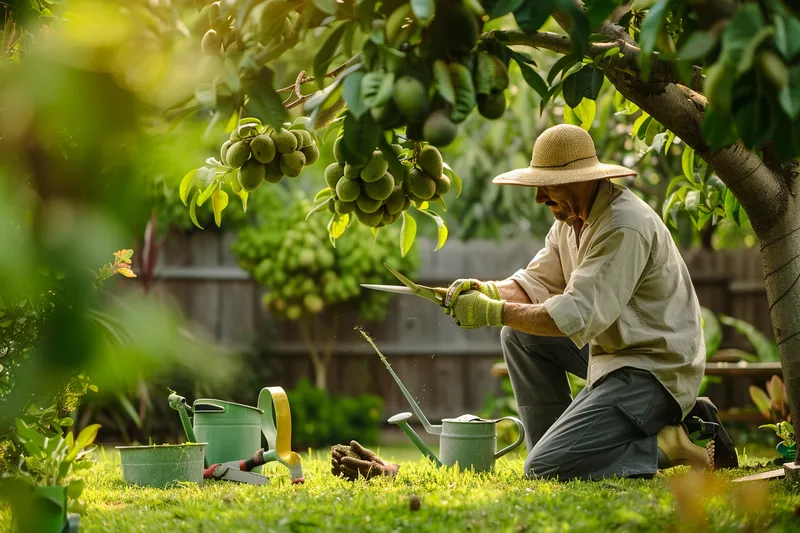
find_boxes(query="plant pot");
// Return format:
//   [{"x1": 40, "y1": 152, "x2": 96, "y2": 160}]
[
  {"x1": 14, "y1": 485, "x2": 68, "y2": 533},
  {"x1": 777, "y1": 441, "x2": 796, "y2": 461},
  {"x1": 116, "y1": 443, "x2": 206, "y2": 488}
]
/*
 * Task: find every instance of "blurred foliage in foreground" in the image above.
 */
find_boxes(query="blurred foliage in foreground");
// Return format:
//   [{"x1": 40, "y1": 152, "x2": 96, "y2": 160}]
[{"x1": 0, "y1": 0, "x2": 241, "y2": 514}]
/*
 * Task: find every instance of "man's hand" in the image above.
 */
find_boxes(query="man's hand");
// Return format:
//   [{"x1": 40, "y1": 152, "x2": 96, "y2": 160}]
[
  {"x1": 330, "y1": 441, "x2": 399, "y2": 481},
  {"x1": 444, "y1": 279, "x2": 502, "y2": 307},
  {"x1": 444, "y1": 290, "x2": 504, "y2": 329}
]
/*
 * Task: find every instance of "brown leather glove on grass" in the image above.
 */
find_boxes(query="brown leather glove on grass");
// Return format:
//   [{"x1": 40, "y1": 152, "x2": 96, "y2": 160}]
[{"x1": 330, "y1": 440, "x2": 399, "y2": 481}]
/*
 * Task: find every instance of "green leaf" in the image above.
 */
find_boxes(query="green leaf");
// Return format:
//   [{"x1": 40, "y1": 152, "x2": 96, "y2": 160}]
[
  {"x1": 751, "y1": 387, "x2": 773, "y2": 419},
  {"x1": 328, "y1": 213, "x2": 349, "y2": 245},
  {"x1": 305, "y1": 198, "x2": 333, "y2": 220},
  {"x1": 779, "y1": 68, "x2": 800, "y2": 118},
  {"x1": 562, "y1": 73, "x2": 582, "y2": 108},
  {"x1": 450, "y1": 63, "x2": 476, "y2": 123},
  {"x1": 67, "y1": 424, "x2": 101, "y2": 462},
  {"x1": 88, "y1": 384, "x2": 99, "y2": 393},
  {"x1": 342, "y1": 72, "x2": 367, "y2": 118},
  {"x1": 552, "y1": 0, "x2": 589, "y2": 57},
  {"x1": 734, "y1": 97, "x2": 776, "y2": 149},
  {"x1": 400, "y1": 211, "x2": 417, "y2": 257},
  {"x1": 702, "y1": 108, "x2": 739, "y2": 150},
  {"x1": 212, "y1": 190, "x2": 228, "y2": 227},
  {"x1": 513, "y1": 0, "x2": 552, "y2": 33},
  {"x1": 341, "y1": 112, "x2": 382, "y2": 164},
  {"x1": 60, "y1": 417, "x2": 74, "y2": 427},
  {"x1": 419, "y1": 209, "x2": 448, "y2": 251},
  {"x1": 237, "y1": 189, "x2": 248, "y2": 212},
  {"x1": 197, "y1": 179, "x2": 217, "y2": 207},
  {"x1": 179, "y1": 169, "x2": 198, "y2": 207},
  {"x1": 314, "y1": 188, "x2": 336, "y2": 204},
  {"x1": 313, "y1": 0, "x2": 336, "y2": 15},
  {"x1": 700, "y1": 307, "x2": 722, "y2": 357},
  {"x1": 67, "y1": 480, "x2": 85, "y2": 500},
  {"x1": 681, "y1": 145, "x2": 695, "y2": 183},
  {"x1": 677, "y1": 31, "x2": 719, "y2": 62},
  {"x1": 720, "y1": 314, "x2": 780, "y2": 362},
  {"x1": 685, "y1": 190, "x2": 700, "y2": 220},
  {"x1": 664, "y1": 130, "x2": 676, "y2": 153},
  {"x1": 572, "y1": 99, "x2": 596, "y2": 130},
  {"x1": 721, "y1": 3, "x2": 763, "y2": 66},
  {"x1": 662, "y1": 188, "x2": 687, "y2": 227},
  {"x1": 484, "y1": 0, "x2": 524, "y2": 19},
  {"x1": 775, "y1": 15, "x2": 800, "y2": 60},
  {"x1": 547, "y1": 55, "x2": 579, "y2": 85},
  {"x1": 361, "y1": 71, "x2": 395, "y2": 108},
  {"x1": 242, "y1": 67, "x2": 287, "y2": 132},
  {"x1": 665, "y1": 176, "x2": 686, "y2": 197},
  {"x1": 433, "y1": 60, "x2": 456, "y2": 104},
  {"x1": 516, "y1": 61, "x2": 549, "y2": 100},
  {"x1": 631, "y1": 112, "x2": 650, "y2": 138},
  {"x1": 738, "y1": 26, "x2": 775, "y2": 75},
  {"x1": 314, "y1": 23, "x2": 350, "y2": 89},
  {"x1": 577, "y1": 64, "x2": 604, "y2": 100},
  {"x1": 410, "y1": 0, "x2": 435, "y2": 26},
  {"x1": 442, "y1": 162, "x2": 462, "y2": 198},
  {"x1": 723, "y1": 188, "x2": 739, "y2": 225},
  {"x1": 638, "y1": 0, "x2": 671, "y2": 78},
  {"x1": 189, "y1": 191, "x2": 204, "y2": 230}
]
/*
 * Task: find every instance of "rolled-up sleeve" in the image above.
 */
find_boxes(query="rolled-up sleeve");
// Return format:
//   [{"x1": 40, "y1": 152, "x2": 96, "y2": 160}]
[
  {"x1": 510, "y1": 225, "x2": 566, "y2": 304},
  {"x1": 543, "y1": 227, "x2": 651, "y2": 348}
]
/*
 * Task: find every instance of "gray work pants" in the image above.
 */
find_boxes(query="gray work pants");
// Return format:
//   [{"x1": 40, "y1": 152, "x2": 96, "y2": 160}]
[{"x1": 500, "y1": 326, "x2": 682, "y2": 481}]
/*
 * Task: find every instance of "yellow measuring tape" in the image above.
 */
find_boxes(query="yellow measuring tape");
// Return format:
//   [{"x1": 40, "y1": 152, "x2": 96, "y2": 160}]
[{"x1": 257, "y1": 386, "x2": 301, "y2": 467}]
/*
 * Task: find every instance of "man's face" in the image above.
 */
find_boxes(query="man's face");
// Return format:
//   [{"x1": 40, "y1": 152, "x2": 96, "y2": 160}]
[{"x1": 535, "y1": 185, "x2": 575, "y2": 222}]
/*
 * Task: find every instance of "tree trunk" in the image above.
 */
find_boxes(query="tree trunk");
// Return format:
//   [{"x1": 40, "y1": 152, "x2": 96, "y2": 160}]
[
  {"x1": 312, "y1": 358, "x2": 327, "y2": 391},
  {"x1": 753, "y1": 198, "x2": 800, "y2": 442}
]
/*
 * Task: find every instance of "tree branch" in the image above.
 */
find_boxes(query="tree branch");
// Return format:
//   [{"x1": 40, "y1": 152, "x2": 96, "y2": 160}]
[
  {"x1": 486, "y1": 29, "x2": 703, "y2": 91},
  {"x1": 276, "y1": 54, "x2": 361, "y2": 95}
]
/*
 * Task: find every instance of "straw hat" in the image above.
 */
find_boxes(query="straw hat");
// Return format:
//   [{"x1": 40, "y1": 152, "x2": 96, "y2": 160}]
[{"x1": 492, "y1": 124, "x2": 637, "y2": 187}]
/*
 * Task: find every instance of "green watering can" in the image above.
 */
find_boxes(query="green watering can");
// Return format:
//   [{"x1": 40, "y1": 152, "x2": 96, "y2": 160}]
[
  {"x1": 361, "y1": 331, "x2": 525, "y2": 473},
  {"x1": 168, "y1": 387, "x2": 304, "y2": 483}
]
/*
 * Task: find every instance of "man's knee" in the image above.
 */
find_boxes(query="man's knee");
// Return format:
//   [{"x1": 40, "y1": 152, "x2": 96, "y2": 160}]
[{"x1": 524, "y1": 440, "x2": 561, "y2": 480}]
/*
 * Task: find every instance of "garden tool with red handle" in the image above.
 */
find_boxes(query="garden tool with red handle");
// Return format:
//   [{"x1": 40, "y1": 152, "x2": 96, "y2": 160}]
[{"x1": 202, "y1": 447, "x2": 305, "y2": 485}]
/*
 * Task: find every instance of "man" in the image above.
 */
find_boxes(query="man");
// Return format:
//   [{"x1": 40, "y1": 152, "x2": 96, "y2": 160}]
[{"x1": 331, "y1": 124, "x2": 736, "y2": 482}]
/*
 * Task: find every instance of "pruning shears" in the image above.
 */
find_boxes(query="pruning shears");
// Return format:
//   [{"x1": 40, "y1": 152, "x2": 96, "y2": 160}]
[
  {"x1": 361, "y1": 264, "x2": 448, "y2": 306},
  {"x1": 202, "y1": 448, "x2": 273, "y2": 485}
]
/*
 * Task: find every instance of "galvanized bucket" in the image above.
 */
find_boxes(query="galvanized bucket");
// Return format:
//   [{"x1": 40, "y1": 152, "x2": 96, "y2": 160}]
[
  {"x1": 116, "y1": 443, "x2": 206, "y2": 488},
  {"x1": 192, "y1": 399, "x2": 262, "y2": 469}
]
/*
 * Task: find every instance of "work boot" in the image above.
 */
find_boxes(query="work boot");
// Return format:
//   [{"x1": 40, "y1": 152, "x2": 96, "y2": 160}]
[
  {"x1": 684, "y1": 397, "x2": 738, "y2": 469},
  {"x1": 657, "y1": 424, "x2": 714, "y2": 470}
]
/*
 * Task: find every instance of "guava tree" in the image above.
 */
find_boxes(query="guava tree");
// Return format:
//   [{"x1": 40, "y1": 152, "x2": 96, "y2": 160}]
[{"x1": 170, "y1": 0, "x2": 800, "y2": 458}]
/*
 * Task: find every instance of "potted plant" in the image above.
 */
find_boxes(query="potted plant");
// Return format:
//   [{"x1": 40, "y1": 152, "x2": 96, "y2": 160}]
[{"x1": 6, "y1": 420, "x2": 100, "y2": 533}]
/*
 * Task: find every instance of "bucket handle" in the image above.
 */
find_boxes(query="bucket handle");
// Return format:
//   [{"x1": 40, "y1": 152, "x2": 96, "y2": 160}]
[
  {"x1": 493, "y1": 416, "x2": 525, "y2": 460},
  {"x1": 258, "y1": 387, "x2": 293, "y2": 457}
]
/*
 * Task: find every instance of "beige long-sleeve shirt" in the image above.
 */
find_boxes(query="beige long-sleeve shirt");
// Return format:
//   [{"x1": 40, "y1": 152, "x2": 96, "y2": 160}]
[{"x1": 510, "y1": 181, "x2": 705, "y2": 418}]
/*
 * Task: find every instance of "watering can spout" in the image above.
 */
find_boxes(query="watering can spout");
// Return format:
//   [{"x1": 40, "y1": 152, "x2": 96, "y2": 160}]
[{"x1": 388, "y1": 413, "x2": 442, "y2": 467}]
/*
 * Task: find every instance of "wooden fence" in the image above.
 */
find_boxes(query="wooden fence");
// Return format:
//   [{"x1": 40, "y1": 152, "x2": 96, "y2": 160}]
[{"x1": 147, "y1": 231, "x2": 774, "y2": 422}]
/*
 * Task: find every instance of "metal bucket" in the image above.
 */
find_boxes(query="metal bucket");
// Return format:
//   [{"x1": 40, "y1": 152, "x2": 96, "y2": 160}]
[
  {"x1": 192, "y1": 399, "x2": 263, "y2": 469},
  {"x1": 116, "y1": 443, "x2": 206, "y2": 488}
]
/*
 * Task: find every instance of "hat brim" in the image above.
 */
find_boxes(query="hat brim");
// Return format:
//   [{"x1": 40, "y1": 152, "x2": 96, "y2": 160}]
[{"x1": 492, "y1": 162, "x2": 637, "y2": 187}]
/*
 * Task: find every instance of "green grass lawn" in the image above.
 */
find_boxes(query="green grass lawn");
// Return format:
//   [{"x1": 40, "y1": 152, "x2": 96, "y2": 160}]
[{"x1": 16, "y1": 446, "x2": 796, "y2": 532}]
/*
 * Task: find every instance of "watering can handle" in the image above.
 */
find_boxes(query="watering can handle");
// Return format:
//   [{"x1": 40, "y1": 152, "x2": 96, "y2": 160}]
[
  {"x1": 257, "y1": 387, "x2": 293, "y2": 457},
  {"x1": 494, "y1": 416, "x2": 525, "y2": 460}
]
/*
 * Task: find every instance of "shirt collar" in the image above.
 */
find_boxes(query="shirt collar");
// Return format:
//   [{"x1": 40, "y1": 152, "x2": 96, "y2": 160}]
[{"x1": 585, "y1": 180, "x2": 619, "y2": 227}]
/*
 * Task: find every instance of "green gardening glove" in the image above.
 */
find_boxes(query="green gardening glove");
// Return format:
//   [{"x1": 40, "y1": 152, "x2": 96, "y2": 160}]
[
  {"x1": 446, "y1": 290, "x2": 504, "y2": 329},
  {"x1": 444, "y1": 278, "x2": 502, "y2": 308}
]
